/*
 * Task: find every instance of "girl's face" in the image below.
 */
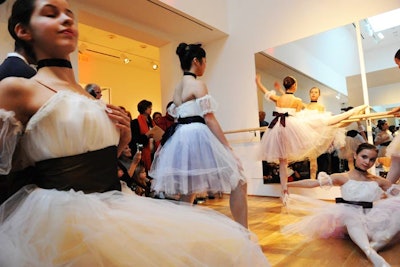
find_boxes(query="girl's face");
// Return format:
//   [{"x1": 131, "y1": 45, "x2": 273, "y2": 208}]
[
  {"x1": 193, "y1": 57, "x2": 206, "y2": 77},
  {"x1": 354, "y1": 148, "x2": 378, "y2": 171},
  {"x1": 309, "y1": 88, "x2": 320, "y2": 101},
  {"x1": 28, "y1": 0, "x2": 77, "y2": 59},
  {"x1": 139, "y1": 168, "x2": 146, "y2": 181}
]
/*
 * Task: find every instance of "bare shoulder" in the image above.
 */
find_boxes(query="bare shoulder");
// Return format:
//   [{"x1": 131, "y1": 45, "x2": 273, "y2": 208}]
[
  {"x1": 330, "y1": 173, "x2": 348, "y2": 186},
  {"x1": 0, "y1": 77, "x2": 32, "y2": 105},
  {"x1": 192, "y1": 79, "x2": 208, "y2": 98}
]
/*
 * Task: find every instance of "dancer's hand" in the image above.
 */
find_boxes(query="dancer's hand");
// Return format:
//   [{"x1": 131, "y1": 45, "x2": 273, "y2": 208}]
[
  {"x1": 106, "y1": 104, "x2": 132, "y2": 154},
  {"x1": 229, "y1": 147, "x2": 244, "y2": 172}
]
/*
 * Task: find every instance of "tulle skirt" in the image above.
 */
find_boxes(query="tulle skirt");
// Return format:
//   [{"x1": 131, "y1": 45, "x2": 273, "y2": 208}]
[
  {"x1": 149, "y1": 123, "x2": 246, "y2": 195},
  {"x1": 0, "y1": 185, "x2": 269, "y2": 267},
  {"x1": 282, "y1": 194, "x2": 400, "y2": 244},
  {"x1": 258, "y1": 110, "x2": 339, "y2": 163}
]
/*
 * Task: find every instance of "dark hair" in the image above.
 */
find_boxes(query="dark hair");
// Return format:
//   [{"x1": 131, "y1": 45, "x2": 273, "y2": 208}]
[
  {"x1": 152, "y1": 112, "x2": 162, "y2": 120},
  {"x1": 8, "y1": 0, "x2": 37, "y2": 62},
  {"x1": 137, "y1": 100, "x2": 152, "y2": 114},
  {"x1": 356, "y1": 143, "x2": 378, "y2": 155},
  {"x1": 85, "y1": 83, "x2": 99, "y2": 98},
  {"x1": 283, "y1": 76, "x2": 296, "y2": 90},
  {"x1": 377, "y1": 120, "x2": 387, "y2": 130},
  {"x1": 176, "y1": 43, "x2": 206, "y2": 71},
  {"x1": 395, "y1": 49, "x2": 400, "y2": 60}
]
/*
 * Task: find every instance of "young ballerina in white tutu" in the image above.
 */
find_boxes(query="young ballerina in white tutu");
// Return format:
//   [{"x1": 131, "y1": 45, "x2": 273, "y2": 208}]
[
  {"x1": 0, "y1": 1, "x2": 269, "y2": 266},
  {"x1": 255, "y1": 74, "x2": 366, "y2": 204},
  {"x1": 150, "y1": 42, "x2": 249, "y2": 228},
  {"x1": 285, "y1": 143, "x2": 400, "y2": 267}
]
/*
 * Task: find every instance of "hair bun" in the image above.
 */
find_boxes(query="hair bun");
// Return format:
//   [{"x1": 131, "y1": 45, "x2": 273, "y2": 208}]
[{"x1": 176, "y1": 43, "x2": 188, "y2": 56}]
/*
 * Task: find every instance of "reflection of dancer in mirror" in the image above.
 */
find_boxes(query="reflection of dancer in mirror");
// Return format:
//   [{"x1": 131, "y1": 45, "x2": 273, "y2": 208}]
[
  {"x1": 255, "y1": 74, "x2": 367, "y2": 205},
  {"x1": 285, "y1": 143, "x2": 400, "y2": 267},
  {"x1": 305, "y1": 87, "x2": 326, "y2": 179},
  {"x1": 150, "y1": 43, "x2": 249, "y2": 228}
]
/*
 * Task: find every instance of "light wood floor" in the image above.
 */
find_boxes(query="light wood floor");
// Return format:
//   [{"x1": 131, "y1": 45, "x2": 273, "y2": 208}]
[{"x1": 199, "y1": 194, "x2": 400, "y2": 267}]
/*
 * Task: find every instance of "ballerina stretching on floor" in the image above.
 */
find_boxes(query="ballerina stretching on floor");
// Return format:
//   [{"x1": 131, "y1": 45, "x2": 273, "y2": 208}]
[
  {"x1": 255, "y1": 74, "x2": 367, "y2": 204},
  {"x1": 285, "y1": 143, "x2": 400, "y2": 267}
]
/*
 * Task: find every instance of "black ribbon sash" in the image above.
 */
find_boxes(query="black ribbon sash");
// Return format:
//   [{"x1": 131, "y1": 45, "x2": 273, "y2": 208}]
[
  {"x1": 35, "y1": 146, "x2": 121, "y2": 193},
  {"x1": 268, "y1": 111, "x2": 289, "y2": 129},
  {"x1": 381, "y1": 141, "x2": 392, "y2": 146},
  {"x1": 335, "y1": 197, "x2": 373, "y2": 209},
  {"x1": 160, "y1": 116, "x2": 205, "y2": 146}
]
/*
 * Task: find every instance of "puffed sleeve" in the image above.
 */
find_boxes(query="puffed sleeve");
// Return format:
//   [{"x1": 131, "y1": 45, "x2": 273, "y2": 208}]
[
  {"x1": 264, "y1": 90, "x2": 276, "y2": 102},
  {"x1": 196, "y1": 95, "x2": 218, "y2": 115},
  {"x1": 317, "y1": 172, "x2": 333, "y2": 189},
  {"x1": 0, "y1": 110, "x2": 23, "y2": 175},
  {"x1": 167, "y1": 103, "x2": 178, "y2": 118}
]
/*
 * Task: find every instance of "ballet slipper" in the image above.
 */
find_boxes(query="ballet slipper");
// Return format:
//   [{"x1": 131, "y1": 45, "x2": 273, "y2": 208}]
[
  {"x1": 364, "y1": 247, "x2": 390, "y2": 267},
  {"x1": 281, "y1": 189, "x2": 289, "y2": 206}
]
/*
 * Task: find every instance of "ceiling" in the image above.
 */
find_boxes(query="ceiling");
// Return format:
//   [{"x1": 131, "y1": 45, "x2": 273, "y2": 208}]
[{"x1": 77, "y1": 0, "x2": 227, "y2": 64}]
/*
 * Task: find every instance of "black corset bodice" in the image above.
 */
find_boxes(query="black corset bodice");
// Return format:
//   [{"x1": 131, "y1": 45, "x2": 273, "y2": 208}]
[{"x1": 34, "y1": 146, "x2": 121, "y2": 193}]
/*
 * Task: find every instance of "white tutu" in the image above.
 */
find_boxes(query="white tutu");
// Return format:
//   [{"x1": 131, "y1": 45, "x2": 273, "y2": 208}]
[
  {"x1": 0, "y1": 185, "x2": 268, "y2": 267},
  {"x1": 258, "y1": 108, "x2": 339, "y2": 163},
  {"x1": 283, "y1": 192, "x2": 400, "y2": 244},
  {"x1": 150, "y1": 122, "x2": 245, "y2": 195}
]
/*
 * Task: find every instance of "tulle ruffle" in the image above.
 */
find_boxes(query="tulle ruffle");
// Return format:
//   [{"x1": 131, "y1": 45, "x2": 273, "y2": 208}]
[
  {"x1": 0, "y1": 109, "x2": 23, "y2": 175},
  {"x1": 283, "y1": 193, "x2": 400, "y2": 244},
  {"x1": 150, "y1": 122, "x2": 246, "y2": 195},
  {"x1": 0, "y1": 185, "x2": 268, "y2": 267}
]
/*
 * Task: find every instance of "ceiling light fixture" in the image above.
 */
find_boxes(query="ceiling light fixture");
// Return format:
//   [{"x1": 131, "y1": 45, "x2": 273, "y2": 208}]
[
  {"x1": 120, "y1": 54, "x2": 131, "y2": 64},
  {"x1": 367, "y1": 8, "x2": 400, "y2": 32}
]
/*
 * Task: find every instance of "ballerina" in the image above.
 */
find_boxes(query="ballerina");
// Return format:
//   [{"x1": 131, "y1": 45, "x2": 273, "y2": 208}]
[
  {"x1": 255, "y1": 74, "x2": 366, "y2": 204},
  {"x1": 284, "y1": 143, "x2": 400, "y2": 267},
  {"x1": 150, "y1": 42, "x2": 248, "y2": 228},
  {"x1": 0, "y1": 1, "x2": 269, "y2": 266}
]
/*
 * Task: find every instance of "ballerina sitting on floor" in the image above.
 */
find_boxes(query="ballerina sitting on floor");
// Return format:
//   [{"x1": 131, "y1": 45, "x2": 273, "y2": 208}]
[{"x1": 284, "y1": 143, "x2": 400, "y2": 267}]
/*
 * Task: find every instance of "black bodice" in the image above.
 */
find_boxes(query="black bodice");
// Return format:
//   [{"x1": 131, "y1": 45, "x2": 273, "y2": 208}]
[{"x1": 34, "y1": 146, "x2": 121, "y2": 193}]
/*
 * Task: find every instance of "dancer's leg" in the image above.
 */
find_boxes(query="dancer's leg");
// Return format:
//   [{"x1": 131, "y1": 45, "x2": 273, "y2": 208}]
[
  {"x1": 327, "y1": 105, "x2": 368, "y2": 126},
  {"x1": 180, "y1": 193, "x2": 196, "y2": 205},
  {"x1": 386, "y1": 156, "x2": 400, "y2": 184},
  {"x1": 230, "y1": 182, "x2": 248, "y2": 228},
  {"x1": 345, "y1": 216, "x2": 389, "y2": 267},
  {"x1": 279, "y1": 158, "x2": 289, "y2": 205},
  {"x1": 309, "y1": 157, "x2": 317, "y2": 180}
]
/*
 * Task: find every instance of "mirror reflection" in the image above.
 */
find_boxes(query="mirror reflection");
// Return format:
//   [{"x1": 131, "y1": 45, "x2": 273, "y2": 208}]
[{"x1": 255, "y1": 8, "x2": 400, "y2": 183}]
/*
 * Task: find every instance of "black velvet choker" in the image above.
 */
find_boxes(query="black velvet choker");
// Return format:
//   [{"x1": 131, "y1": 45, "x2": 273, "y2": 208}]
[
  {"x1": 354, "y1": 165, "x2": 367, "y2": 173},
  {"x1": 37, "y1": 59, "x2": 72, "y2": 70},
  {"x1": 183, "y1": 71, "x2": 197, "y2": 78},
  {"x1": 311, "y1": 100, "x2": 318, "y2": 103},
  {"x1": 286, "y1": 92, "x2": 294, "y2": 94}
]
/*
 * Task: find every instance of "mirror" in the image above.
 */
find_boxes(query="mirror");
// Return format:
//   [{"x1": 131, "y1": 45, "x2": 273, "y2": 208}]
[{"x1": 255, "y1": 8, "x2": 400, "y2": 182}]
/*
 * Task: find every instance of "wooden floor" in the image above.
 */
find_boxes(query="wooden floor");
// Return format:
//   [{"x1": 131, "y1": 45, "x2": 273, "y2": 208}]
[{"x1": 199, "y1": 194, "x2": 400, "y2": 267}]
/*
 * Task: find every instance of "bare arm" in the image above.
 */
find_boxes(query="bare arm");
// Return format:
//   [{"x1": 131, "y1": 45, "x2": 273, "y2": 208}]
[
  {"x1": 288, "y1": 172, "x2": 347, "y2": 188},
  {"x1": 255, "y1": 74, "x2": 279, "y2": 102},
  {"x1": 127, "y1": 151, "x2": 142, "y2": 177},
  {"x1": 204, "y1": 112, "x2": 230, "y2": 148}
]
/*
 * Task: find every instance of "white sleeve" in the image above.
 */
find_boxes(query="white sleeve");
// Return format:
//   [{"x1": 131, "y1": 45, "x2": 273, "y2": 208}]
[
  {"x1": 264, "y1": 90, "x2": 277, "y2": 102},
  {"x1": 167, "y1": 103, "x2": 178, "y2": 118},
  {"x1": 0, "y1": 110, "x2": 23, "y2": 175},
  {"x1": 196, "y1": 95, "x2": 218, "y2": 116},
  {"x1": 317, "y1": 172, "x2": 333, "y2": 189}
]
